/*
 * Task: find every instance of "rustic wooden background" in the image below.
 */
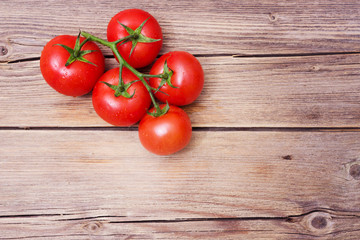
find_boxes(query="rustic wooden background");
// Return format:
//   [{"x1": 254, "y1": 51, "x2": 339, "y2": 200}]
[{"x1": 1, "y1": 0, "x2": 360, "y2": 239}]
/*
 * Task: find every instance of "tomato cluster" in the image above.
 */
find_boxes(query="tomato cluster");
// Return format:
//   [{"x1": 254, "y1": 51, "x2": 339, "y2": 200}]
[{"x1": 40, "y1": 9, "x2": 204, "y2": 155}]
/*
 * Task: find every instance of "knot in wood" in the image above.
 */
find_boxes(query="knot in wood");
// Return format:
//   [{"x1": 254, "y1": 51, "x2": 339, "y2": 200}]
[
  {"x1": 0, "y1": 46, "x2": 8, "y2": 56},
  {"x1": 302, "y1": 212, "x2": 333, "y2": 235},
  {"x1": 311, "y1": 216, "x2": 327, "y2": 229},
  {"x1": 349, "y1": 164, "x2": 360, "y2": 180},
  {"x1": 83, "y1": 221, "x2": 102, "y2": 233}
]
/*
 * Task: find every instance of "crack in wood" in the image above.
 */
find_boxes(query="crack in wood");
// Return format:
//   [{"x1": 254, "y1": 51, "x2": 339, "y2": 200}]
[
  {"x1": 18, "y1": 208, "x2": 352, "y2": 224},
  {"x1": 107, "y1": 217, "x2": 285, "y2": 224},
  {"x1": 0, "y1": 234, "x2": 90, "y2": 240},
  {"x1": 0, "y1": 213, "x2": 73, "y2": 218},
  {"x1": 1, "y1": 209, "x2": 359, "y2": 239},
  {"x1": 46, "y1": 209, "x2": 360, "y2": 224},
  {"x1": 56, "y1": 215, "x2": 127, "y2": 221},
  {"x1": 1, "y1": 57, "x2": 40, "y2": 64}
]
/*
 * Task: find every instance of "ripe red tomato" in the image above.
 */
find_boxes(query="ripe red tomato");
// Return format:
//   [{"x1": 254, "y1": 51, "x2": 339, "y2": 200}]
[
  {"x1": 149, "y1": 51, "x2": 204, "y2": 106},
  {"x1": 138, "y1": 105, "x2": 192, "y2": 155},
  {"x1": 92, "y1": 68, "x2": 151, "y2": 126},
  {"x1": 107, "y1": 9, "x2": 163, "y2": 69},
  {"x1": 40, "y1": 35, "x2": 105, "y2": 97}
]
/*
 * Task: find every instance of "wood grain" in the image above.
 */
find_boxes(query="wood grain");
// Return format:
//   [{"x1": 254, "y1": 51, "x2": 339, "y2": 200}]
[
  {"x1": 0, "y1": 0, "x2": 359, "y2": 62},
  {"x1": 1, "y1": 0, "x2": 360, "y2": 239},
  {"x1": 1, "y1": 130, "x2": 360, "y2": 238},
  {"x1": 1, "y1": 54, "x2": 359, "y2": 127}
]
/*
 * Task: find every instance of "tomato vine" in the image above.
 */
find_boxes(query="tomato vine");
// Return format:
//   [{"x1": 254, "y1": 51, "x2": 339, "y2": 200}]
[
  {"x1": 41, "y1": 9, "x2": 204, "y2": 155},
  {"x1": 81, "y1": 30, "x2": 172, "y2": 116}
]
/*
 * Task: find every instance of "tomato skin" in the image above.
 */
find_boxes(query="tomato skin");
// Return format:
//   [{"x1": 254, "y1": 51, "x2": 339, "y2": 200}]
[
  {"x1": 40, "y1": 35, "x2": 105, "y2": 97},
  {"x1": 139, "y1": 105, "x2": 192, "y2": 155},
  {"x1": 149, "y1": 51, "x2": 204, "y2": 106},
  {"x1": 107, "y1": 9, "x2": 163, "y2": 68},
  {"x1": 92, "y1": 68, "x2": 151, "y2": 126}
]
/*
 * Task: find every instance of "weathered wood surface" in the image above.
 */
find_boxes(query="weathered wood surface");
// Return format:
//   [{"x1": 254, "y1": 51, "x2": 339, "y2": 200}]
[
  {"x1": 0, "y1": 0, "x2": 360, "y2": 62},
  {"x1": 1, "y1": 0, "x2": 360, "y2": 239},
  {"x1": 1, "y1": 130, "x2": 360, "y2": 239},
  {"x1": 1, "y1": 54, "x2": 360, "y2": 127}
]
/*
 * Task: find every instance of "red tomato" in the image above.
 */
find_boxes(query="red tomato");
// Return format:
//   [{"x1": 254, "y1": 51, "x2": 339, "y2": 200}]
[
  {"x1": 107, "y1": 9, "x2": 163, "y2": 68},
  {"x1": 138, "y1": 105, "x2": 192, "y2": 155},
  {"x1": 92, "y1": 68, "x2": 151, "y2": 126},
  {"x1": 149, "y1": 51, "x2": 204, "y2": 106},
  {"x1": 40, "y1": 35, "x2": 105, "y2": 97}
]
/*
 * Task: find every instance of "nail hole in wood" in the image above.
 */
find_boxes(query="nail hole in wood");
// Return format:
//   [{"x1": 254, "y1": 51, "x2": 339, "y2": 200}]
[
  {"x1": 282, "y1": 155, "x2": 293, "y2": 160},
  {"x1": 311, "y1": 65, "x2": 320, "y2": 71},
  {"x1": 269, "y1": 13, "x2": 277, "y2": 22}
]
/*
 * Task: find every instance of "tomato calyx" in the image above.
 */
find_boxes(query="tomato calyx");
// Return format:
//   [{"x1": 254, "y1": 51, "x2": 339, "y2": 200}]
[
  {"x1": 54, "y1": 33, "x2": 98, "y2": 67},
  {"x1": 147, "y1": 101, "x2": 170, "y2": 117},
  {"x1": 117, "y1": 18, "x2": 161, "y2": 57},
  {"x1": 101, "y1": 65, "x2": 138, "y2": 98},
  {"x1": 154, "y1": 59, "x2": 177, "y2": 93},
  {"x1": 101, "y1": 81, "x2": 137, "y2": 98}
]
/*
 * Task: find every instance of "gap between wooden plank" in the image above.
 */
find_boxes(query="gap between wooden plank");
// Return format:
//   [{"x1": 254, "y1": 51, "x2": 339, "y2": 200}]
[
  {"x1": 0, "y1": 126, "x2": 360, "y2": 132},
  {"x1": 4, "y1": 51, "x2": 360, "y2": 64}
]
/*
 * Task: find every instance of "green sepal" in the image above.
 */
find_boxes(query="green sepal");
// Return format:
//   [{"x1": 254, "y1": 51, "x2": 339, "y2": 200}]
[
  {"x1": 79, "y1": 49, "x2": 98, "y2": 56},
  {"x1": 65, "y1": 54, "x2": 77, "y2": 67},
  {"x1": 77, "y1": 55, "x2": 97, "y2": 66},
  {"x1": 163, "y1": 60, "x2": 176, "y2": 88},
  {"x1": 100, "y1": 81, "x2": 117, "y2": 91},
  {"x1": 119, "y1": 38, "x2": 131, "y2": 46},
  {"x1": 117, "y1": 18, "x2": 161, "y2": 58},
  {"x1": 147, "y1": 102, "x2": 170, "y2": 118},
  {"x1": 54, "y1": 43, "x2": 74, "y2": 54},
  {"x1": 150, "y1": 86, "x2": 169, "y2": 96},
  {"x1": 134, "y1": 18, "x2": 161, "y2": 43},
  {"x1": 118, "y1": 21, "x2": 135, "y2": 36},
  {"x1": 74, "y1": 32, "x2": 82, "y2": 51}
]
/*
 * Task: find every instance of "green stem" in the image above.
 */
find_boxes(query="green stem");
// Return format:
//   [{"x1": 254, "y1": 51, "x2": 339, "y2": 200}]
[
  {"x1": 141, "y1": 73, "x2": 166, "y2": 79},
  {"x1": 118, "y1": 62, "x2": 124, "y2": 86},
  {"x1": 77, "y1": 37, "x2": 90, "y2": 53},
  {"x1": 114, "y1": 62, "x2": 124, "y2": 97},
  {"x1": 81, "y1": 31, "x2": 164, "y2": 115},
  {"x1": 140, "y1": 76, "x2": 161, "y2": 113},
  {"x1": 81, "y1": 31, "x2": 113, "y2": 48}
]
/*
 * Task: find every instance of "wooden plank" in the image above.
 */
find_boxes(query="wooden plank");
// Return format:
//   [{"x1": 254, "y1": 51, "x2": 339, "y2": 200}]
[
  {"x1": 1, "y1": 130, "x2": 360, "y2": 217},
  {"x1": 1, "y1": 54, "x2": 359, "y2": 127},
  {"x1": 1, "y1": 130, "x2": 360, "y2": 238},
  {"x1": 1, "y1": 0, "x2": 360, "y2": 62},
  {"x1": 0, "y1": 211, "x2": 359, "y2": 239}
]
